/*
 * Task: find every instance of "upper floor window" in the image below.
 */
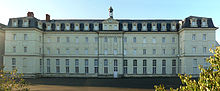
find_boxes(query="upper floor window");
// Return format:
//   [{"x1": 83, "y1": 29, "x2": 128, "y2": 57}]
[
  {"x1": 142, "y1": 23, "x2": 147, "y2": 31},
  {"x1": 203, "y1": 47, "x2": 206, "y2": 53},
  {"x1": 57, "y1": 37, "x2": 60, "y2": 43},
  {"x1": 124, "y1": 49, "x2": 127, "y2": 55},
  {"x1": 84, "y1": 24, "x2": 89, "y2": 30},
  {"x1": 104, "y1": 49, "x2": 108, "y2": 55},
  {"x1": 56, "y1": 24, "x2": 60, "y2": 30},
  {"x1": 161, "y1": 23, "x2": 166, "y2": 31},
  {"x1": 171, "y1": 23, "x2": 176, "y2": 31},
  {"x1": 65, "y1": 24, "x2": 70, "y2": 30},
  {"x1": 94, "y1": 23, "x2": 99, "y2": 30},
  {"x1": 201, "y1": 19, "x2": 208, "y2": 27},
  {"x1": 172, "y1": 49, "x2": 175, "y2": 55},
  {"x1": 153, "y1": 49, "x2": 156, "y2": 55},
  {"x1": 85, "y1": 48, "x2": 88, "y2": 55},
  {"x1": 56, "y1": 59, "x2": 60, "y2": 65},
  {"x1": 47, "y1": 48, "x2": 50, "y2": 54},
  {"x1": 153, "y1": 60, "x2": 157, "y2": 66},
  {"x1": 152, "y1": 37, "x2": 156, "y2": 43},
  {"x1": 192, "y1": 47, "x2": 196, "y2": 53},
  {"x1": 143, "y1": 37, "x2": 146, "y2": 43},
  {"x1": 190, "y1": 18, "x2": 197, "y2": 27},
  {"x1": 12, "y1": 58, "x2": 16, "y2": 65},
  {"x1": 66, "y1": 37, "x2": 70, "y2": 43},
  {"x1": 133, "y1": 60, "x2": 137, "y2": 66},
  {"x1": 132, "y1": 23, "x2": 137, "y2": 31},
  {"x1": 75, "y1": 49, "x2": 79, "y2": 55},
  {"x1": 113, "y1": 49, "x2": 117, "y2": 55},
  {"x1": 75, "y1": 23, "x2": 79, "y2": 30},
  {"x1": 13, "y1": 34, "x2": 16, "y2": 40},
  {"x1": 76, "y1": 37, "x2": 79, "y2": 44},
  {"x1": 192, "y1": 34, "x2": 196, "y2": 40},
  {"x1": 172, "y1": 37, "x2": 175, "y2": 43},
  {"x1": 13, "y1": 46, "x2": 16, "y2": 53},
  {"x1": 95, "y1": 49, "x2": 98, "y2": 55},
  {"x1": 143, "y1": 49, "x2": 146, "y2": 55},
  {"x1": 162, "y1": 37, "x2": 165, "y2": 43},
  {"x1": 46, "y1": 24, "x2": 51, "y2": 30},
  {"x1": 24, "y1": 34, "x2": 27, "y2": 40},
  {"x1": 193, "y1": 59, "x2": 198, "y2": 67},
  {"x1": 143, "y1": 60, "x2": 147, "y2": 66},
  {"x1": 66, "y1": 59, "x2": 70, "y2": 65},
  {"x1": 162, "y1": 49, "x2": 166, "y2": 55},
  {"x1": 133, "y1": 37, "x2": 136, "y2": 43},
  {"x1": 104, "y1": 59, "x2": 108, "y2": 66},
  {"x1": 66, "y1": 48, "x2": 70, "y2": 54},
  {"x1": 104, "y1": 37, "x2": 108, "y2": 42},
  {"x1": 133, "y1": 49, "x2": 137, "y2": 55},
  {"x1": 24, "y1": 47, "x2": 27, "y2": 53},
  {"x1": 23, "y1": 20, "x2": 28, "y2": 27},
  {"x1": 114, "y1": 37, "x2": 117, "y2": 43},
  {"x1": 124, "y1": 37, "x2": 127, "y2": 43},
  {"x1": 95, "y1": 37, "x2": 98, "y2": 43},
  {"x1": 123, "y1": 23, "x2": 128, "y2": 31},
  {"x1": 152, "y1": 23, "x2": 157, "y2": 31},
  {"x1": 203, "y1": 34, "x2": 206, "y2": 41},
  {"x1": 85, "y1": 37, "x2": 89, "y2": 43},
  {"x1": 57, "y1": 48, "x2": 60, "y2": 54},
  {"x1": 12, "y1": 20, "x2": 17, "y2": 27}
]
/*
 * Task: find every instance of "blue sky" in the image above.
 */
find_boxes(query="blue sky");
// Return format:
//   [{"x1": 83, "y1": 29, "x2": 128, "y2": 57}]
[{"x1": 0, "y1": 0, "x2": 219, "y2": 43}]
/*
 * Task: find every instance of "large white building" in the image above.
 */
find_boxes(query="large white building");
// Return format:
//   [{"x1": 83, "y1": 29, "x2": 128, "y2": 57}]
[{"x1": 1, "y1": 7, "x2": 219, "y2": 77}]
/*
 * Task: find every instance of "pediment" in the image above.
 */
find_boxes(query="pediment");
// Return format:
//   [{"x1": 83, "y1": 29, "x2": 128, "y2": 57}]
[{"x1": 102, "y1": 18, "x2": 119, "y2": 24}]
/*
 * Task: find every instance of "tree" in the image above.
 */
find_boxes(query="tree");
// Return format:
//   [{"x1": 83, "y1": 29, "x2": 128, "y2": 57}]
[
  {"x1": 155, "y1": 46, "x2": 220, "y2": 91},
  {"x1": 0, "y1": 69, "x2": 29, "y2": 91}
]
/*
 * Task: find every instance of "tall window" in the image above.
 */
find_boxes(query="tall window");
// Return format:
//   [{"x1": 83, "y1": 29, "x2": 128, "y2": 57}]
[
  {"x1": 172, "y1": 37, "x2": 175, "y2": 43},
  {"x1": 75, "y1": 59, "x2": 79, "y2": 73},
  {"x1": 152, "y1": 37, "x2": 156, "y2": 43},
  {"x1": 124, "y1": 37, "x2": 127, "y2": 43},
  {"x1": 162, "y1": 49, "x2": 165, "y2": 55},
  {"x1": 65, "y1": 59, "x2": 69, "y2": 65},
  {"x1": 203, "y1": 34, "x2": 206, "y2": 41},
  {"x1": 193, "y1": 59, "x2": 198, "y2": 74},
  {"x1": 114, "y1": 37, "x2": 117, "y2": 43},
  {"x1": 13, "y1": 46, "x2": 16, "y2": 53},
  {"x1": 124, "y1": 49, "x2": 127, "y2": 55},
  {"x1": 94, "y1": 59, "x2": 99, "y2": 73},
  {"x1": 104, "y1": 59, "x2": 108, "y2": 74},
  {"x1": 95, "y1": 49, "x2": 98, "y2": 55},
  {"x1": 76, "y1": 37, "x2": 79, "y2": 44},
  {"x1": 143, "y1": 49, "x2": 146, "y2": 55},
  {"x1": 104, "y1": 37, "x2": 108, "y2": 42},
  {"x1": 133, "y1": 49, "x2": 137, "y2": 55},
  {"x1": 24, "y1": 47, "x2": 27, "y2": 53},
  {"x1": 143, "y1": 60, "x2": 147, "y2": 66},
  {"x1": 133, "y1": 60, "x2": 137, "y2": 74},
  {"x1": 85, "y1": 37, "x2": 88, "y2": 43},
  {"x1": 143, "y1": 37, "x2": 146, "y2": 43},
  {"x1": 104, "y1": 49, "x2": 108, "y2": 55},
  {"x1": 47, "y1": 48, "x2": 50, "y2": 54},
  {"x1": 57, "y1": 48, "x2": 60, "y2": 54},
  {"x1": 66, "y1": 37, "x2": 70, "y2": 43},
  {"x1": 172, "y1": 60, "x2": 176, "y2": 74},
  {"x1": 104, "y1": 59, "x2": 108, "y2": 66},
  {"x1": 114, "y1": 59, "x2": 118, "y2": 72},
  {"x1": 153, "y1": 49, "x2": 156, "y2": 55},
  {"x1": 162, "y1": 60, "x2": 166, "y2": 74},
  {"x1": 192, "y1": 47, "x2": 196, "y2": 53},
  {"x1": 152, "y1": 60, "x2": 157, "y2": 74},
  {"x1": 47, "y1": 59, "x2": 50, "y2": 73},
  {"x1": 56, "y1": 59, "x2": 60, "y2": 73},
  {"x1": 56, "y1": 59, "x2": 60, "y2": 65},
  {"x1": 57, "y1": 37, "x2": 60, "y2": 43},
  {"x1": 75, "y1": 49, "x2": 79, "y2": 55},
  {"x1": 13, "y1": 34, "x2": 16, "y2": 40},
  {"x1": 192, "y1": 34, "x2": 196, "y2": 40},
  {"x1": 95, "y1": 37, "x2": 98, "y2": 43},
  {"x1": 133, "y1": 37, "x2": 136, "y2": 43},
  {"x1": 113, "y1": 49, "x2": 117, "y2": 55},
  {"x1": 162, "y1": 37, "x2": 165, "y2": 43},
  {"x1": 123, "y1": 60, "x2": 128, "y2": 74},
  {"x1": 85, "y1": 48, "x2": 88, "y2": 55},
  {"x1": 24, "y1": 34, "x2": 27, "y2": 40},
  {"x1": 12, "y1": 58, "x2": 16, "y2": 65},
  {"x1": 172, "y1": 49, "x2": 175, "y2": 55},
  {"x1": 85, "y1": 59, "x2": 89, "y2": 73},
  {"x1": 203, "y1": 47, "x2": 206, "y2": 53},
  {"x1": 66, "y1": 48, "x2": 70, "y2": 54}
]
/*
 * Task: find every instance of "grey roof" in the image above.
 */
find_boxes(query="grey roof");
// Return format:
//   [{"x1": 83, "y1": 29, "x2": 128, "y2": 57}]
[{"x1": 182, "y1": 16, "x2": 216, "y2": 28}]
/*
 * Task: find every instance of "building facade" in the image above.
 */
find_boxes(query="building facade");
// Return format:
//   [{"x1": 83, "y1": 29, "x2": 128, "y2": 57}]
[{"x1": 1, "y1": 7, "x2": 219, "y2": 77}]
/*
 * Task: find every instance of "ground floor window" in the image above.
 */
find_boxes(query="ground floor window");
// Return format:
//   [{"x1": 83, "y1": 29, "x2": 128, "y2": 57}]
[
  {"x1": 47, "y1": 66, "x2": 50, "y2": 73},
  {"x1": 143, "y1": 67, "x2": 147, "y2": 74},
  {"x1": 114, "y1": 67, "x2": 118, "y2": 72},
  {"x1": 104, "y1": 67, "x2": 108, "y2": 74},
  {"x1": 153, "y1": 67, "x2": 156, "y2": 74},
  {"x1": 123, "y1": 67, "x2": 127, "y2": 74},
  {"x1": 75, "y1": 67, "x2": 79, "y2": 73},
  {"x1": 172, "y1": 67, "x2": 176, "y2": 74},
  {"x1": 56, "y1": 66, "x2": 60, "y2": 73},
  {"x1": 85, "y1": 67, "x2": 89, "y2": 73},
  {"x1": 133, "y1": 67, "x2": 137, "y2": 74},
  {"x1": 94, "y1": 67, "x2": 98, "y2": 73},
  {"x1": 66, "y1": 67, "x2": 69, "y2": 73},
  {"x1": 162, "y1": 67, "x2": 166, "y2": 74}
]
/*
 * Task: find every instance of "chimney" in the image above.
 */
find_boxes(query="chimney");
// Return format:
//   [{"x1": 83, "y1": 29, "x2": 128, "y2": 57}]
[
  {"x1": 46, "y1": 14, "x2": 50, "y2": 22},
  {"x1": 27, "y1": 12, "x2": 34, "y2": 17}
]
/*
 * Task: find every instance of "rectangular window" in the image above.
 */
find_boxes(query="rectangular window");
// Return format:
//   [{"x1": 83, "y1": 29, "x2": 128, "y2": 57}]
[
  {"x1": 203, "y1": 47, "x2": 206, "y2": 53},
  {"x1": 13, "y1": 34, "x2": 16, "y2": 40},
  {"x1": 66, "y1": 67, "x2": 69, "y2": 73},
  {"x1": 203, "y1": 34, "x2": 206, "y2": 41},
  {"x1": 172, "y1": 37, "x2": 175, "y2": 43},
  {"x1": 39, "y1": 48, "x2": 41, "y2": 54},
  {"x1": 123, "y1": 60, "x2": 128, "y2": 66},
  {"x1": 104, "y1": 37, "x2": 108, "y2": 42},
  {"x1": 162, "y1": 67, "x2": 166, "y2": 74},
  {"x1": 75, "y1": 59, "x2": 79, "y2": 66},
  {"x1": 95, "y1": 37, "x2": 98, "y2": 43},
  {"x1": 76, "y1": 37, "x2": 79, "y2": 44},
  {"x1": 47, "y1": 38, "x2": 51, "y2": 42},
  {"x1": 114, "y1": 37, "x2": 117, "y2": 43},
  {"x1": 94, "y1": 59, "x2": 99, "y2": 66},
  {"x1": 143, "y1": 60, "x2": 147, "y2": 66},
  {"x1": 124, "y1": 49, "x2": 127, "y2": 55},
  {"x1": 114, "y1": 59, "x2": 118, "y2": 66},
  {"x1": 133, "y1": 37, "x2": 136, "y2": 43},
  {"x1": 153, "y1": 49, "x2": 156, "y2": 55},
  {"x1": 94, "y1": 67, "x2": 99, "y2": 73},
  {"x1": 192, "y1": 47, "x2": 196, "y2": 53},
  {"x1": 47, "y1": 67, "x2": 50, "y2": 73},
  {"x1": 143, "y1": 37, "x2": 146, "y2": 43},
  {"x1": 133, "y1": 49, "x2": 136, "y2": 55},
  {"x1": 47, "y1": 48, "x2": 50, "y2": 54},
  {"x1": 85, "y1": 59, "x2": 88, "y2": 67},
  {"x1": 13, "y1": 47, "x2": 16, "y2": 53},
  {"x1": 104, "y1": 59, "x2": 108, "y2": 66},
  {"x1": 85, "y1": 67, "x2": 89, "y2": 73},
  {"x1": 95, "y1": 49, "x2": 98, "y2": 55},
  {"x1": 192, "y1": 34, "x2": 196, "y2": 40},
  {"x1": 152, "y1": 37, "x2": 156, "y2": 43},
  {"x1": 133, "y1": 67, "x2": 137, "y2": 74},
  {"x1": 113, "y1": 49, "x2": 117, "y2": 55},
  {"x1": 172, "y1": 49, "x2": 175, "y2": 55},
  {"x1": 47, "y1": 59, "x2": 50, "y2": 65},
  {"x1": 66, "y1": 59, "x2": 69, "y2": 65},
  {"x1": 104, "y1": 49, "x2": 108, "y2": 55},
  {"x1": 162, "y1": 37, "x2": 165, "y2": 43},
  {"x1": 193, "y1": 67, "x2": 197, "y2": 74},
  {"x1": 85, "y1": 37, "x2": 88, "y2": 43},
  {"x1": 114, "y1": 67, "x2": 118, "y2": 72},
  {"x1": 75, "y1": 49, "x2": 79, "y2": 55},
  {"x1": 57, "y1": 37, "x2": 60, "y2": 43},
  {"x1": 56, "y1": 66, "x2": 60, "y2": 73},
  {"x1": 104, "y1": 67, "x2": 108, "y2": 74},
  {"x1": 56, "y1": 59, "x2": 60, "y2": 65},
  {"x1": 193, "y1": 59, "x2": 197, "y2": 67},
  {"x1": 172, "y1": 67, "x2": 176, "y2": 74},
  {"x1": 57, "y1": 48, "x2": 60, "y2": 54},
  {"x1": 24, "y1": 47, "x2": 27, "y2": 53},
  {"x1": 124, "y1": 37, "x2": 127, "y2": 43},
  {"x1": 12, "y1": 58, "x2": 16, "y2": 65},
  {"x1": 85, "y1": 48, "x2": 88, "y2": 55},
  {"x1": 75, "y1": 67, "x2": 79, "y2": 73},
  {"x1": 143, "y1": 67, "x2": 147, "y2": 74},
  {"x1": 172, "y1": 60, "x2": 176, "y2": 66},
  {"x1": 39, "y1": 36, "x2": 41, "y2": 42},
  {"x1": 163, "y1": 49, "x2": 166, "y2": 55},
  {"x1": 66, "y1": 48, "x2": 70, "y2": 54},
  {"x1": 162, "y1": 60, "x2": 166, "y2": 66},
  {"x1": 153, "y1": 60, "x2": 156, "y2": 66},
  {"x1": 123, "y1": 67, "x2": 127, "y2": 74},
  {"x1": 153, "y1": 67, "x2": 156, "y2": 74},
  {"x1": 66, "y1": 37, "x2": 70, "y2": 43},
  {"x1": 24, "y1": 34, "x2": 27, "y2": 40},
  {"x1": 133, "y1": 60, "x2": 137, "y2": 66},
  {"x1": 143, "y1": 49, "x2": 146, "y2": 55}
]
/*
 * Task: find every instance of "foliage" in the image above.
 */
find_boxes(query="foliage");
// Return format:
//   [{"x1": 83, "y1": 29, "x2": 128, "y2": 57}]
[
  {"x1": 0, "y1": 69, "x2": 29, "y2": 91},
  {"x1": 155, "y1": 46, "x2": 220, "y2": 91}
]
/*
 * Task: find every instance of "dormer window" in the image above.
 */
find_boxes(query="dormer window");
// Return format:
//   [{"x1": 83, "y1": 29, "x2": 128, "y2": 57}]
[
  {"x1": 23, "y1": 19, "x2": 28, "y2": 27},
  {"x1": 171, "y1": 23, "x2": 176, "y2": 31},
  {"x1": 12, "y1": 20, "x2": 17, "y2": 27},
  {"x1": 201, "y1": 18, "x2": 208, "y2": 27},
  {"x1": 161, "y1": 23, "x2": 166, "y2": 31},
  {"x1": 65, "y1": 23, "x2": 70, "y2": 30},
  {"x1": 142, "y1": 23, "x2": 147, "y2": 31},
  {"x1": 132, "y1": 23, "x2": 137, "y2": 31},
  {"x1": 74, "y1": 23, "x2": 79, "y2": 30},
  {"x1": 38, "y1": 22, "x2": 42, "y2": 29},
  {"x1": 56, "y1": 24, "x2": 60, "y2": 30},
  {"x1": 190, "y1": 18, "x2": 197, "y2": 27},
  {"x1": 94, "y1": 23, "x2": 99, "y2": 31},
  {"x1": 84, "y1": 23, "x2": 89, "y2": 30},
  {"x1": 46, "y1": 23, "x2": 51, "y2": 30},
  {"x1": 114, "y1": 25, "x2": 117, "y2": 30},
  {"x1": 123, "y1": 23, "x2": 128, "y2": 31},
  {"x1": 152, "y1": 23, "x2": 157, "y2": 31}
]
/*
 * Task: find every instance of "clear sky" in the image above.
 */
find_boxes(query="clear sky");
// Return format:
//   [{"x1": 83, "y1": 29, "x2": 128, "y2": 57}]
[{"x1": 0, "y1": 0, "x2": 219, "y2": 43}]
